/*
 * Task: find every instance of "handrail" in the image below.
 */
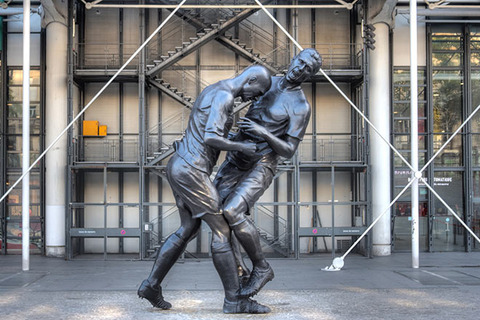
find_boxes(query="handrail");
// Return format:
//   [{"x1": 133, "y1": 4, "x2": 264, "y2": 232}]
[
  {"x1": 255, "y1": 204, "x2": 287, "y2": 228},
  {"x1": 299, "y1": 134, "x2": 366, "y2": 163},
  {"x1": 73, "y1": 137, "x2": 139, "y2": 162}
]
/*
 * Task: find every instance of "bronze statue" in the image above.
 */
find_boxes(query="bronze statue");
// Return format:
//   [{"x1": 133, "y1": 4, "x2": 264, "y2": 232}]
[
  {"x1": 138, "y1": 65, "x2": 272, "y2": 314},
  {"x1": 214, "y1": 48, "x2": 322, "y2": 297}
]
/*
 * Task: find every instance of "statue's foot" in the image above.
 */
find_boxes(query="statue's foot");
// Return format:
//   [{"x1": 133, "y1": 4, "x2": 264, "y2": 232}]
[
  {"x1": 137, "y1": 279, "x2": 172, "y2": 310},
  {"x1": 239, "y1": 274, "x2": 250, "y2": 288},
  {"x1": 223, "y1": 298, "x2": 271, "y2": 314},
  {"x1": 238, "y1": 264, "x2": 274, "y2": 298}
]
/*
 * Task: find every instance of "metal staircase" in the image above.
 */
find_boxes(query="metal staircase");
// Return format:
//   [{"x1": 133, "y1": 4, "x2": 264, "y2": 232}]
[
  {"x1": 146, "y1": 0, "x2": 280, "y2": 77},
  {"x1": 147, "y1": 77, "x2": 194, "y2": 108},
  {"x1": 254, "y1": 205, "x2": 290, "y2": 257}
]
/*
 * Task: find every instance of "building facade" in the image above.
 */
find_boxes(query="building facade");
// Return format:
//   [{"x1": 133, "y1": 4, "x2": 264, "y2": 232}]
[{"x1": 0, "y1": 0, "x2": 479, "y2": 259}]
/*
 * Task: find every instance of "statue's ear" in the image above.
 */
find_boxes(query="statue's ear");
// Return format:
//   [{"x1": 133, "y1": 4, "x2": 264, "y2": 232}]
[{"x1": 248, "y1": 76, "x2": 258, "y2": 84}]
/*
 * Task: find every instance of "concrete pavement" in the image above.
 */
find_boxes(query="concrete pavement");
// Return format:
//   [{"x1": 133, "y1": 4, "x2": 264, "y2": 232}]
[{"x1": 1, "y1": 252, "x2": 480, "y2": 319}]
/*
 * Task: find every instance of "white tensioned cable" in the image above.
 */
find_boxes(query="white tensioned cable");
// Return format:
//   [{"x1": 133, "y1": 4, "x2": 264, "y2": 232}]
[
  {"x1": 253, "y1": 0, "x2": 414, "y2": 172},
  {"x1": 421, "y1": 104, "x2": 480, "y2": 174},
  {"x1": 413, "y1": 104, "x2": 480, "y2": 244},
  {"x1": 255, "y1": 0, "x2": 480, "y2": 259},
  {"x1": 253, "y1": 0, "x2": 415, "y2": 256},
  {"x1": 341, "y1": 176, "x2": 416, "y2": 259},
  {"x1": 339, "y1": 103, "x2": 480, "y2": 259},
  {"x1": 0, "y1": 0, "x2": 188, "y2": 205}
]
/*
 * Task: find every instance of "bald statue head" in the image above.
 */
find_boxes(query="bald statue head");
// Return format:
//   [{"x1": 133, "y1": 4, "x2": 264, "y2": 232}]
[{"x1": 237, "y1": 65, "x2": 272, "y2": 102}]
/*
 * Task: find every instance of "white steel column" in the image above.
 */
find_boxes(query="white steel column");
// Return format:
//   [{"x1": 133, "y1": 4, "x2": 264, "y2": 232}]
[
  {"x1": 22, "y1": 0, "x2": 31, "y2": 271},
  {"x1": 43, "y1": 0, "x2": 68, "y2": 257},
  {"x1": 369, "y1": 23, "x2": 391, "y2": 256},
  {"x1": 410, "y1": 0, "x2": 420, "y2": 268}
]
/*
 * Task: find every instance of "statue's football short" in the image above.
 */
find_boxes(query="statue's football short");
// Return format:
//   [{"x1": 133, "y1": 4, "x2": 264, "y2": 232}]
[
  {"x1": 214, "y1": 159, "x2": 275, "y2": 211},
  {"x1": 167, "y1": 153, "x2": 221, "y2": 219}
]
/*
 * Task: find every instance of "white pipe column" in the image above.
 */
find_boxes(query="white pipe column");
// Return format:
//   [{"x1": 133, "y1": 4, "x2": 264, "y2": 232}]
[
  {"x1": 410, "y1": 0, "x2": 420, "y2": 268},
  {"x1": 22, "y1": 0, "x2": 31, "y2": 271},
  {"x1": 41, "y1": 0, "x2": 68, "y2": 257},
  {"x1": 369, "y1": 22, "x2": 392, "y2": 256}
]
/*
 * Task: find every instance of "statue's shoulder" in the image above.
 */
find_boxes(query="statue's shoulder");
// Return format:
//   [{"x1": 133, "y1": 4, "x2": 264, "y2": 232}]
[
  {"x1": 291, "y1": 94, "x2": 311, "y2": 117},
  {"x1": 198, "y1": 82, "x2": 234, "y2": 110}
]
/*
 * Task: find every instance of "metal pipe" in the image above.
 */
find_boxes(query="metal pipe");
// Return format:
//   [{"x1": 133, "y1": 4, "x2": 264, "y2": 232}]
[
  {"x1": 410, "y1": 0, "x2": 419, "y2": 269},
  {"x1": 87, "y1": 4, "x2": 352, "y2": 9},
  {"x1": 426, "y1": 20, "x2": 480, "y2": 23},
  {"x1": 22, "y1": 0, "x2": 31, "y2": 272},
  {"x1": 397, "y1": 8, "x2": 480, "y2": 16}
]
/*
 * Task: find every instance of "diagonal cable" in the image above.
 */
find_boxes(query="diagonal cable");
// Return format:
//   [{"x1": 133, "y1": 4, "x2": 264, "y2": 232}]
[
  {"x1": 341, "y1": 176, "x2": 416, "y2": 259},
  {"x1": 420, "y1": 104, "x2": 480, "y2": 174},
  {"x1": 0, "y1": 0, "x2": 188, "y2": 205},
  {"x1": 253, "y1": 0, "x2": 415, "y2": 173},
  {"x1": 255, "y1": 0, "x2": 480, "y2": 259}
]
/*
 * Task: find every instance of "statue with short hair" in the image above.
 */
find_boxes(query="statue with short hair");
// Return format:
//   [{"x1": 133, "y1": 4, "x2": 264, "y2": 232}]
[
  {"x1": 214, "y1": 48, "x2": 322, "y2": 297},
  {"x1": 138, "y1": 65, "x2": 272, "y2": 314}
]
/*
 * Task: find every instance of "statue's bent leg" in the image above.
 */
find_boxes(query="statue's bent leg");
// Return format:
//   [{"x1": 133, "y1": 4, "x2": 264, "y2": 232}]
[
  {"x1": 224, "y1": 195, "x2": 268, "y2": 269},
  {"x1": 231, "y1": 231, "x2": 251, "y2": 281},
  {"x1": 202, "y1": 213, "x2": 238, "y2": 302},
  {"x1": 202, "y1": 213, "x2": 270, "y2": 314},
  {"x1": 138, "y1": 205, "x2": 200, "y2": 309},
  {"x1": 221, "y1": 165, "x2": 275, "y2": 298}
]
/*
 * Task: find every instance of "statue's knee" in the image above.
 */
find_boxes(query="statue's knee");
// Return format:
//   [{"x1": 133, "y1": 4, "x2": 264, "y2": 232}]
[
  {"x1": 211, "y1": 237, "x2": 232, "y2": 253},
  {"x1": 222, "y1": 206, "x2": 245, "y2": 227},
  {"x1": 176, "y1": 221, "x2": 200, "y2": 241}
]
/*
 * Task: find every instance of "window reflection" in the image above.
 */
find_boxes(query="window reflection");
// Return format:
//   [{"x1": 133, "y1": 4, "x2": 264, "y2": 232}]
[
  {"x1": 8, "y1": 70, "x2": 41, "y2": 85},
  {"x1": 473, "y1": 202, "x2": 480, "y2": 251},
  {"x1": 432, "y1": 70, "x2": 463, "y2": 133},
  {"x1": 471, "y1": 27, "x2": 480, "y2": 66},
  {"x1": 392, "y1": 202, "x2": 428, "y2": 251},
  {"x1": 433, "y1": 134, "x2": 462, "y2": 166},
  {"x1": 432, "y1": 32, "x2": 463, "y2": 67},
  {"x1": 472, "y1": 71, "x2": 480, "y2": 132},
  {"x1": 432, "y1": 171, "x2": 465, "y2": 251}
]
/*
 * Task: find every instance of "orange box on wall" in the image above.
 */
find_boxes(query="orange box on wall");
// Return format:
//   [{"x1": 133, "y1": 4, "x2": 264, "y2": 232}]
[
  {"x1": 83, "y1": 120, "x2": 99, "y2": 136},
  {"x1": 99, "y1": 125, "x2": 107, "y2": 136}
]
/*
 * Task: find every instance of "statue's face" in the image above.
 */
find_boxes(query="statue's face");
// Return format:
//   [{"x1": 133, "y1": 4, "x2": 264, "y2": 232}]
[
  {"x1": 285, "y1": 51, "x2": 316, "y2": 84},
  {"x1": 240, "y1": 77, "x2": 270, "y2": 102}
]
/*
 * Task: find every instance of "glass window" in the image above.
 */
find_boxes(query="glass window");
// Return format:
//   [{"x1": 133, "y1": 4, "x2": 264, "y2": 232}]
[
  {"x1": 432, "y1": 70, "x2": 463, "y2": 133},
  {"x1": 471, "y1": 27, "x2": 480, "y2": 66},
  {"x1": 432, "y1": 33, "x2": 463, "y2": 51},
  {"x1": 393, "y1": 119, "x2": 427, "y2": 134},
  {"x1": 392, "y1": 201, "x2": 428, "y2": 251},
  {"x1": 433, "y1": 134, "x2": 463, "y2": 166},
  {"x1": 472, "y1": 202, "x2": 480, "y2": 251},
  {"x1": 472, "y1": 71, "x2": 480, "y2": 132},
  {"x1": 473, "y1": 171, "x2": 480, "y2": 199},
  {"x1": 432, "y1": 171, "x2": 465, "y2": 251},
  {"x1": 432, "y1": 31, "x2": 463, "y2": 67},
  {"x1": 393, "y1": 151, "x2": 427, "y2": 167},
  {"x1": 4, "y1": 17, "x2": 43, "y2": 255},
  {"x1": 7, "y1": 136, "x2": 41, "y2": 152},
  {"x1": 393, "y1": 102, "x2": 426, "y2": 118},
  {"x1": 7, "y1": 13, "x2": 42, "y2": 33},
  {"x1": 8, "y1": 70, "x2": 41, "y2": 85},
  {"x1": 7, "y1": 34, "x2": 41, "y2": 66},
  {"x1": 433, "y1": 52, "x2": 463, "y2": 67},
  {"x1": 393, "y1": 69, "x2": 428, "y2": 168},
  {"x1": 472, "y1": 135, "x2": 480, "y2": 166},
  {"x1": 394, "y1": 135, "x2": 427, "y2": 151},
  {"x1": 7, "y1": 118, "x2": 42, "y2": 134},
  {"x1": 8, "y1": 86, "x2": 41, "y2": 102}
]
